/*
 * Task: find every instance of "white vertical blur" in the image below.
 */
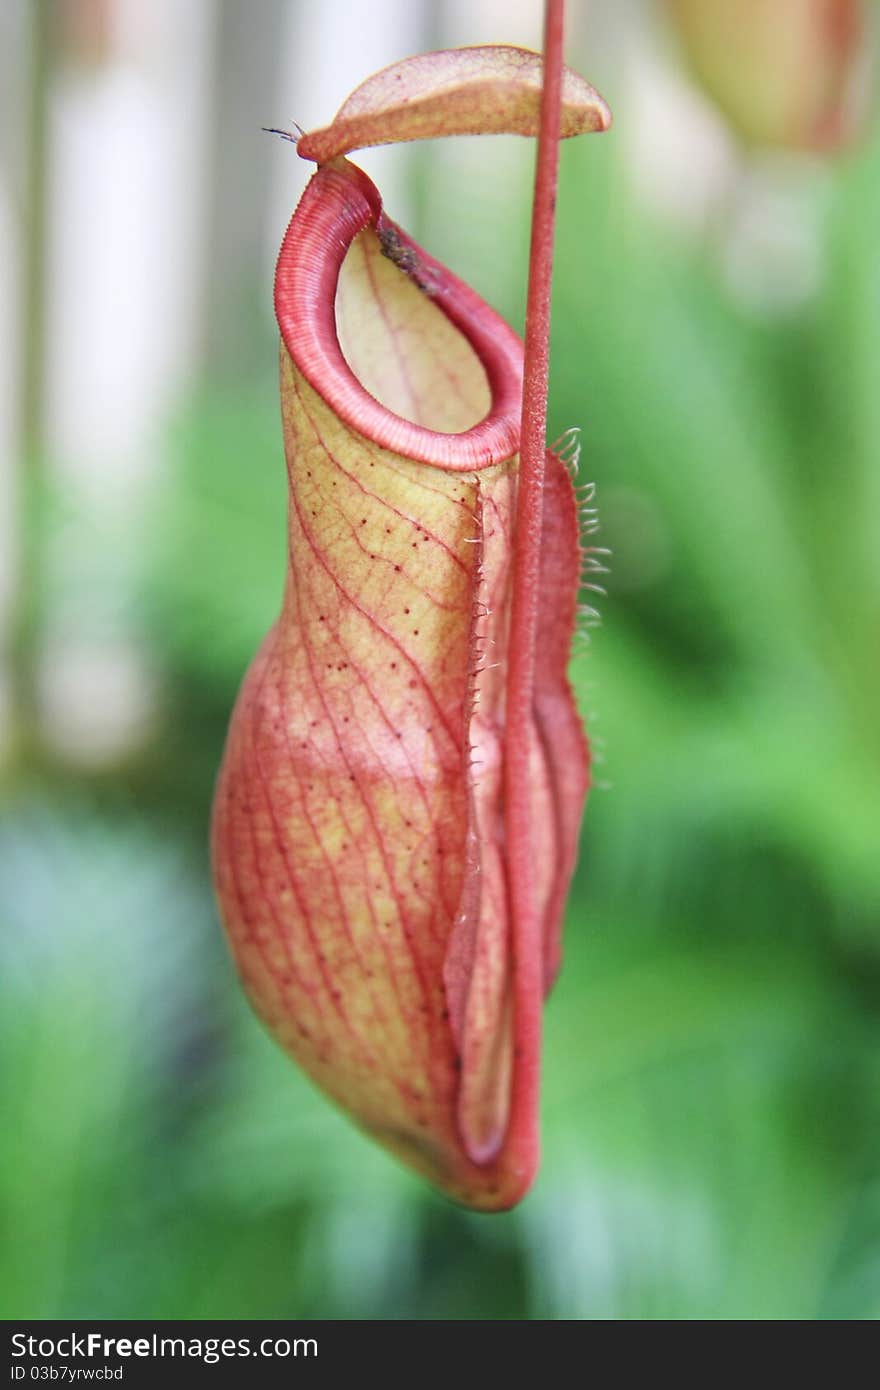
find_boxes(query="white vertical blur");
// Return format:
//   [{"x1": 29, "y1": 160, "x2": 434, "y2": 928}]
[
  {"x1": 265, "y1": 0, "x2": 430, "y2": 296},
  {"x1": 0, "y1": 2, "x2": 28, "y2": 760},
  {"x1": 39, "y1": 0, "x2": 216, "y2": 762},
  {"x1": 620, "y1": 6, "x2": 739, "y2": 235},
  {"x1": 423, "y1": 0, "x2": 543, "y2": 322}
]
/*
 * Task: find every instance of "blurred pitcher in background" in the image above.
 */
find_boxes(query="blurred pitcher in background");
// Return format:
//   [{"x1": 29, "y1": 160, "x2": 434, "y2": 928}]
[{"x1": 666, "y1": 0, "x2": 871, "y2": 152}]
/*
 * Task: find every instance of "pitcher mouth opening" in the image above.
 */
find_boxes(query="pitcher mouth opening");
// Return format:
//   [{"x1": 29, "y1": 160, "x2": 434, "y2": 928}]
[{"x1": 273, "y1": 160, "x2": 524, "y2": 471}]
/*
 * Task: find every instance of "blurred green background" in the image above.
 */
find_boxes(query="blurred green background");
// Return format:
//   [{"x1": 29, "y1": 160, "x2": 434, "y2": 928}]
[{"x1": 1, "y1": 0, "x2": 878, "y2": 1320}]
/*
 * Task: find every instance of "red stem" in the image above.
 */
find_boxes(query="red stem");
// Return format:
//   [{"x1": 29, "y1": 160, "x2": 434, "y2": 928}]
[{"x1": 504, "y1": 0, "x2": 564, "y2": 1156}]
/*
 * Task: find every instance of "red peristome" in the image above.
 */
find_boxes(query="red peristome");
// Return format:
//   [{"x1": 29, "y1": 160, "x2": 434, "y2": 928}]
[
  {"x1": 275, "y1": 161, "x2": 523, "y2": 470},
  {"x1": 211, "y1": 159, "x2": 589, "y2": 1210}
]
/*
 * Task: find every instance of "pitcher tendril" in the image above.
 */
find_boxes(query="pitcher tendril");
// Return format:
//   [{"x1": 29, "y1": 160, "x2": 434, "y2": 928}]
[{"x1": 504, "y1": 0, "x2": 566, "y2": 1201}]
